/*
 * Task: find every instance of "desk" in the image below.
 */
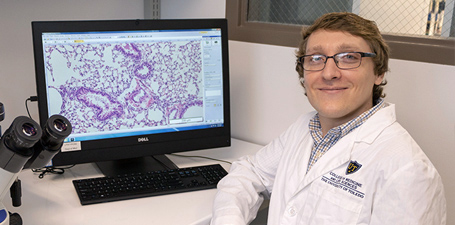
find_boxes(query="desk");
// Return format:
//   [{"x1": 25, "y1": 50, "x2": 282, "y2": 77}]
[{"x1": 2, "y1": 139, "x2": 263, "y2": 225}]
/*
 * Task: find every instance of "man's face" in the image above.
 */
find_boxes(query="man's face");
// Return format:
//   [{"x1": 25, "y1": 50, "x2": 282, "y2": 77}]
[{"x1": 303, "y1": 29, "x2": 384, "y2": 128}]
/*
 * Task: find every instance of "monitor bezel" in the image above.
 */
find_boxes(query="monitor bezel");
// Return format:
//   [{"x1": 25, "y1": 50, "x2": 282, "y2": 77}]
[{"x1": 31, "y1": 19, "x2": 231, "y2": 167}]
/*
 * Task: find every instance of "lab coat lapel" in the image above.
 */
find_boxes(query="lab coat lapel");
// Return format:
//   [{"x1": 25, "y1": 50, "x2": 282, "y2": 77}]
[
  {"x1": 298, "y1": 134, "x2": 355, "y2": 190},
  {"x1": 296, "y1": 132, "x2": 314, "y2": 179}
]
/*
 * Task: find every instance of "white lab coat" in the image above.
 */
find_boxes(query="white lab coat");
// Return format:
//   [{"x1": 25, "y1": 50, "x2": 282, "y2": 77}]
[{"x1": 211, "y1": 103, "x2": 446, "y2": 225}]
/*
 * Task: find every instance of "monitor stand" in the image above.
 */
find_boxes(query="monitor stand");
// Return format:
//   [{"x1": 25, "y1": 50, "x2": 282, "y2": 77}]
[{"x1": 95, "y1": 155, "x2": 179, "y2": 177}]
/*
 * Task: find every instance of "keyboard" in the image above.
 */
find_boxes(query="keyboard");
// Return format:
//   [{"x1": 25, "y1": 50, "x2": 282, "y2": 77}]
[{"x1": 72, "y1": 164, "x2": 228, "y2": 205}]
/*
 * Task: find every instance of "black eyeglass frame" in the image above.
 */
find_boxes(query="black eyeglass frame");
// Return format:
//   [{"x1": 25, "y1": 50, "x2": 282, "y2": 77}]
[{"x1": 297, "y1": 52, "x2": 377, "y2": 71}]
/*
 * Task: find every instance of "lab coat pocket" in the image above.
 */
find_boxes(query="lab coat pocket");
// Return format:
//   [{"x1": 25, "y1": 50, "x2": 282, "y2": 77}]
[{"x1": 307, "y1": 187, "x2": 362, "y2": 225}]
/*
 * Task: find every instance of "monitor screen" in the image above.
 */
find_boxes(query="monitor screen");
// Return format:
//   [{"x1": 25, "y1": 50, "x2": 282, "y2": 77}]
[{"x1": 32, "y1": 19, "x2": 230, "y2": 174}]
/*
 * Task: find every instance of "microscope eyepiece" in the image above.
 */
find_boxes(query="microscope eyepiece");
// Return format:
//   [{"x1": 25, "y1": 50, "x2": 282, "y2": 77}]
[
  {"x1": 53, "y1": 118, "x2": 68, "y2": 132},
  {"x1": 20, "y1": 114, "x2": 72, "y2": 169},
  {"x1": 4, "y1": 116, "x2": 42, "y2": 151},
  {"x1": 0, "y1": 116, "x2": 42, "y2": 172},
  {"x1": 0, "y1": 102, "x2": 4, "y2": 122},
  {"x1": 41, "y1": 115, "x2": 72, "y2": 150},
  {"x1": 21, "y1": 123, "x2": 38, "y2": 137}
]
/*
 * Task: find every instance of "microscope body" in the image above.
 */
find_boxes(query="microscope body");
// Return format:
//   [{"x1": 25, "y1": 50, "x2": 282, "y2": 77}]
[
  {"x1": 0, "y1": 113, "x2": 72, "y2": 225},
  {"x1": 0, "y1": 170, "x2": 19, "y2": 225}
]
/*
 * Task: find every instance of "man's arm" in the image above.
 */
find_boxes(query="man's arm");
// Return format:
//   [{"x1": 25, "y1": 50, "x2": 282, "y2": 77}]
[{"x1": 211, "y1": 137, "x2": 283, "y2": 224}]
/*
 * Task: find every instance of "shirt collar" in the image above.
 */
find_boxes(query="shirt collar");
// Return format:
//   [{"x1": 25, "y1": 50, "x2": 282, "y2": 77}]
[{"x1": 310, "y1": 98, "x2": 385, "y2": 142}]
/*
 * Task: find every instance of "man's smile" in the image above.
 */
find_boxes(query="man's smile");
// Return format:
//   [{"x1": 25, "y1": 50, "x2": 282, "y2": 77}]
[{"x1": 318, "y1": 86, "x2": 348, "y2": 93}]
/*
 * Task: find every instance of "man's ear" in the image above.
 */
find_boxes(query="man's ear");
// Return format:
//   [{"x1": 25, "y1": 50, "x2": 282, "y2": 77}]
[{"x1": 375, "y1": 73, "x2": 385, "y2": 85}]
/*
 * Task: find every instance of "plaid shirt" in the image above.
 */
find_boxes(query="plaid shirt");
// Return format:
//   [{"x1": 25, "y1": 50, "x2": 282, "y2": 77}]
[{"x1": 307, "y1": 99, "x2": 385, "y2": 173}]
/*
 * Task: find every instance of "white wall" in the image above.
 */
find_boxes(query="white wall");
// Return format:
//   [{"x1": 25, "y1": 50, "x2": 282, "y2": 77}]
[
  {"x1": 0, "y1": 0, "x2": 144, "y2": 127},
  {"x1": 228, "y1": 42, "x2": 314, "y2": 142},
  {"x1": 162, "y1": 1, "x2": 455, "y2": 223},
  {"x1": 160, "y1": 0, "x2": 225, "y2": 19}
]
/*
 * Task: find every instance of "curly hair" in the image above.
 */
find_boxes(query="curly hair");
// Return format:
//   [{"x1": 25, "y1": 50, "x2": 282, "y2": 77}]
[{"x1": 295, "y1": 12, "x2": 390, "y2": 104}]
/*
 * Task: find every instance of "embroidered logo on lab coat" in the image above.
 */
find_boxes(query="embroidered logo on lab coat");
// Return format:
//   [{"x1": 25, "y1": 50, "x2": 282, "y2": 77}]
[
  {"x1": 321, "y1": 172, "x2": 365, "y2": 198},
  {"x1": 346, "y1": 161, "x2": 362, "y2": 175}
]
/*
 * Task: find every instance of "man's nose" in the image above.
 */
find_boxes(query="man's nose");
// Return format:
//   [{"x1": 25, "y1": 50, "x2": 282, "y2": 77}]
[{"x1": 321, "y1": 57, "x2": 341, "y2": 80}]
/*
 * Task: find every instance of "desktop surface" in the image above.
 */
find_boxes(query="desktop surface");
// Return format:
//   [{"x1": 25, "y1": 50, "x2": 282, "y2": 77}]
[{"x1": 2, "y1": 139, "x2": 262, "y2": 225}]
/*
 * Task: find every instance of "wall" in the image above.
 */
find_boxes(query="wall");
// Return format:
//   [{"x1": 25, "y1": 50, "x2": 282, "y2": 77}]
[
  {"x1": 160, "y1": 0, "x2": 225, "y2": 19},
  {"x1": 0, "y1": 0, "x2": 144, "y2": 127},
  {"x1": 162, "y1": 0, "x2": 455, "y2": 223}
]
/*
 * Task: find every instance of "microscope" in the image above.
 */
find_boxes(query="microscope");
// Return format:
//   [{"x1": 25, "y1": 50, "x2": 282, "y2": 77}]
[{"x1": 0, "y1": 102, "x2": 72, "y2": 225}]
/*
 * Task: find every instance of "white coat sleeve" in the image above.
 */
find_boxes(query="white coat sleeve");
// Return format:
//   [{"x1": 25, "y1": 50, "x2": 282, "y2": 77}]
[
  {"x1": 210, "y1": 114, "x2": 311, "y2": 225},
  {"x1": 369, "y1": 159, "x2": 447, "y2": 225},
  {"x1": 211, "y1": 138, "x2": 282, "y2": 225},
  {"x1": 210, "y1": 137, "x2": 283, "y2": 225}
]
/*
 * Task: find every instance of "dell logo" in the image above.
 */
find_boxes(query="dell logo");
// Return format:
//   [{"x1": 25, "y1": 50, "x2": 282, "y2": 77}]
[{"x1": 138, "y1": 137, "x2": 149, "y2": 142}]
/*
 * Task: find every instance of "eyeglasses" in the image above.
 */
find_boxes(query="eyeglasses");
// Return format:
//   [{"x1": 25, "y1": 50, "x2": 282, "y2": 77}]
[{"x1": 297, "y1": 52, "x2": 376, "y2": 71}]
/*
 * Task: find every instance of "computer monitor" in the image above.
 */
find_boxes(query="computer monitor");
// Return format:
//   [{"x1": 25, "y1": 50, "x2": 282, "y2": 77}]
[{"x1": 31, "y1": 19, "x2": 230, "y2": 176}]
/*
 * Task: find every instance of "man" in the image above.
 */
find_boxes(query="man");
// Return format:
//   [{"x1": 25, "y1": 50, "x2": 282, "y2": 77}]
[{"x1": 211, "y1": 12, "x2": 446, "y2": 224}]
